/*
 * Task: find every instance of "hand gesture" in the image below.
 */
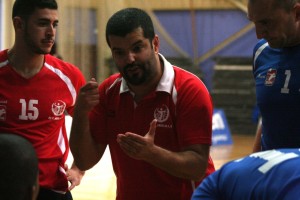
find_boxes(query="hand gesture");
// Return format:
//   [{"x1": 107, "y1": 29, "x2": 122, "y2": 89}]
[
  {"x1": 117, "y1": 119, "x2": 157, "y2": 160},
  {"x1": 64, "y1": 163, "x2": 85, "y2": 191},
  {"x1": 76, "y1": 78, "x2": 99, "y2": 112}
]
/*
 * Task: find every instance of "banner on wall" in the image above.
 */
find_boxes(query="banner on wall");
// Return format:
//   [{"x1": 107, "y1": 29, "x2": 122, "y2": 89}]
[{"x1": 212, "y1": 109, "x2": 233, "y2": 146}]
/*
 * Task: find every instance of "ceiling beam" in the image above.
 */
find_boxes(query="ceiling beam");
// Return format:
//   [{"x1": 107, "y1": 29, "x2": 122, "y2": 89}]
[{"x1": 195, "y1": 22, "x2": 254, "y2": 65}]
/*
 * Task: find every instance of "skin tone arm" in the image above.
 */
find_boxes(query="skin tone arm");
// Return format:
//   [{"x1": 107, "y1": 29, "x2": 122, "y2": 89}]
[
  {"x1": 252, "y1": 118, "x2": 262, "y2": 152},
  {"x1": 117, "y1": 119, "x2": 210, "y2": 181},
  {"x1": 69, "y1": 79, "x2": 106, "y2": 171},
  {"x1": 65, "y1": 79, "x2": 101, "y2": 189},
  {"x1": 65, "y1": 163, "x2": 85, "y2": 190}
]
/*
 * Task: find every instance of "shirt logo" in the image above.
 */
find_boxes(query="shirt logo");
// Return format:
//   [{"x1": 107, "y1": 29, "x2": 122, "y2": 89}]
[
  {"x1": 0, "y1": 105, "x2": 6, "y2": 121},
  {"x1": 51, "y1": 100, "x2": 66, "y2": 116},
  {"x1": 154, "y1": 104, "x2": 169, "y2": 123},
  {"x1": 265, "y1": 69, "x2": 277, "y2": 86}
]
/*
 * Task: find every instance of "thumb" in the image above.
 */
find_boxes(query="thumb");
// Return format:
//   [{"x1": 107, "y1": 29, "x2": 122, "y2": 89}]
[
  {"x1": 64, "y1": 163, "x2": 69, "y2": 170},
  {"x1": 147, "y1": 119, "x2": 157, "y2": 137},
  {"x1": 64, "y1": 164, "x2": 69, "y2": 175}
]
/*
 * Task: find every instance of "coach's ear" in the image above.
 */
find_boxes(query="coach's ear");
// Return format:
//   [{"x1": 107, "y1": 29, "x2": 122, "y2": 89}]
[
  {"x1": 153, "y1": 35, "x2": 160, "y2": 54},
  {"x1": 294, "y1": 2, "x2": 300, "y2": 21}
]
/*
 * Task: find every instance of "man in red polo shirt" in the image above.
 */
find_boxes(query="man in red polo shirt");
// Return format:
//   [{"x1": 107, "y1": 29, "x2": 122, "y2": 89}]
[{"x1": 70, "y1": 7, "x2": 215, "y2": 200}]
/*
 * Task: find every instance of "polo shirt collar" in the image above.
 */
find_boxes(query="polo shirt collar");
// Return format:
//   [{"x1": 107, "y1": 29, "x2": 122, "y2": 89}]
[{"x1": 120, "y1": 53, "x2": 174, "y2": 94}]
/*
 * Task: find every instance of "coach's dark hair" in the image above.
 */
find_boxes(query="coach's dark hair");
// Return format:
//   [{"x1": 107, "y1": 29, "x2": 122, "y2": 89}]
[
  {"x1": 12, "y1": 0, "x2": 58, "y2": 20},
  {"x1": 0, "y1": 134, "x2": 38, "y2": 199},
  {"x1": 105, "y1": 8, "x2": 155, "y2": 47}
]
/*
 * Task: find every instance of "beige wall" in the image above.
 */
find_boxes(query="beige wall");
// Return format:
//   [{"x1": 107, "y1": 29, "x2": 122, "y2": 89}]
[
  {"x1": 62, "y1": 0, "x2": 247, "y2": 10},
  {"x1": 2, "y1": 0, "x2": 14, "y2": 49}
]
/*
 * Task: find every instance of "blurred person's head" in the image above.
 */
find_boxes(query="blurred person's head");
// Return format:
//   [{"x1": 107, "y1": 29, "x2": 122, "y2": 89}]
[
  {"x1": 247, "y1": 0, "x2": 300, "y2": 48},
  {"x1": 0, "y1": 134, "x2": 39, "y2": 200}
]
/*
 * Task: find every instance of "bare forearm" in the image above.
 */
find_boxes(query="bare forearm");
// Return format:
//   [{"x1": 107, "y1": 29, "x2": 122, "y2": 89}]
[
  {"x1": 69, "y1": 110, "x2": 102, "y2": 170},
  {"x1": 144, "y1": 146, "x2": 208, "y2": 181},
  {"x1": 117, "y1": 121, "x2": 210, "y2": 180},
  {"x1": 70, "y1": 162, "x2": 85, "y2": 175}
]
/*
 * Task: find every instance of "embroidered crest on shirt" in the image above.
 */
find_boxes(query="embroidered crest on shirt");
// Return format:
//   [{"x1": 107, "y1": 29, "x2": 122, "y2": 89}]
[
  {"x1": 265, "y1": 69, "x2": 277, "y2": 86},
  {"x1": 51, "y1": 100, "x2": 66, "y2": 116},
  {"x1": 0, "y1": 105, "x2": 7, "y2": 121},
  {"x1": 154, "y1": 104, "x2": 169, "y2": 123}
]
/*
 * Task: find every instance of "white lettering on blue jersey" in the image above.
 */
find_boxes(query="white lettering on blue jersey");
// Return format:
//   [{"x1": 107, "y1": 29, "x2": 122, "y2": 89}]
[{"x1": 250, "y1": 150, "x2": 299, "y2": 173}]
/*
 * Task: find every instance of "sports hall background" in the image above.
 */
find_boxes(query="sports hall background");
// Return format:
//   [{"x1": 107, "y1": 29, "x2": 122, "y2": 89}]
[{"x1": 0, "y1": 0, "x2": 257, "y2": 199}]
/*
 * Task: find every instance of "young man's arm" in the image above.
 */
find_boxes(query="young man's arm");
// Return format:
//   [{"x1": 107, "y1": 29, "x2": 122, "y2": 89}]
[{"x1": 69, "y1": 79, "x2": 106, "y2": 170}]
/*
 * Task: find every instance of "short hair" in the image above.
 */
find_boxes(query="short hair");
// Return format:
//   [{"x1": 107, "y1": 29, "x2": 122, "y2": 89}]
[
  {"x1": 275, "y1": 0, "x2": 299, "y2": 11},
  {"x1": 105, "y1": 8, "x2": 155, "y2": 47},
  {"x1": 12, "y1": 0, "x2": 58, "y2": 19},
  {"x1": 0, "y1": 134, "x2": 38, "y2": 199},
  {"x1": 248, "y1": 0, "x2": 299, "y2": 12}
]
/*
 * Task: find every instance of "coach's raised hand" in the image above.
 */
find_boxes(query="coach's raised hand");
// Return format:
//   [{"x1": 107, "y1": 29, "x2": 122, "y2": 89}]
[{"x1": 76, "y1": 78, "x2": 99, "y2": 112}]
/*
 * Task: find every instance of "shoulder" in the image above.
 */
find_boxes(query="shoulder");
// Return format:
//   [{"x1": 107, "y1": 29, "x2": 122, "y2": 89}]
[
  {"x1": 44, "y1": 54, "x2": 86, "y2": 86},
  {"x1": 102, "y1": 73, "x2": 121, "y2": 85},
  {"x1": 173, "y1": 66, "x2": 202, "y2": 83},
  {"x1": 253, "y1": 39, "x2": 268, "y2": 53},
  {"x1": 45, "y1": 55, "x2": 80, "y2": 71},
  {"x1": 45, "y1": 54, "x2": 84, "y2": 76},
  {"x1": 192, "y1": 169, "x2": 220, "y2": 199},
  {"x1": 253, "y1": 39, "x2": 277, "y2": 71},
  {"x1": 0, "y1": 49, "x2": 8, "y2": 63},
  {"x1": 173, "y1": 66, "x2": 209, "y2": 94},
  {"x1": 100, "y1": 73, "x2": 122, "y2": 92}
]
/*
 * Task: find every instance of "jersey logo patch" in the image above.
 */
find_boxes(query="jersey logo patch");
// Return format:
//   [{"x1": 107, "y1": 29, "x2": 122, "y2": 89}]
[
  {"x1": 51, "y1": 100, "x2": 66, "y2": 116},
  {"x1": 265, "y1": 69, "x2": 277, "y2": 86},
  {"x1": 0, "y1": 105, "x2": 6, "y2": 121},
  {"x1": 154, "y1": 104, "x2": 169, "y2": 123}
]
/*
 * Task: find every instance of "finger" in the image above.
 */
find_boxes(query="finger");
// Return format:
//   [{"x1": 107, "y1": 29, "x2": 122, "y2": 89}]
[
  {"x1": 147, "y1": 119, "x2": 157, "y2": 137},
  {"x1": 118, "y1": 135, "x2": 134, "y2": 149},
  {"x1": 117, "y1": 135, "x2": 140, "y2": 153},
  {"x1": 64, "y1": 164, "x2": 69, "y2": 176},
  {"x1": 119, "y1": 142, "x2": 138, "y2": 157},
  {"x1": 89, "y1": 99, "x2": 100, "y2": 107},
  {"x1": 68, "y1": 182, "x2": 75, "y2": 191},
  {"x1": 64, "y1": 163, "x2": 69, "y2": 170},
  {"x1": 81, "y1": 80, "x2": 98, "y2": 91},
  {"x1": 88, "y1": 78, "x2": 98, "y2": 88},
  {"x1": 123, "y1": 133, "x2": 145, "y2": 145}
]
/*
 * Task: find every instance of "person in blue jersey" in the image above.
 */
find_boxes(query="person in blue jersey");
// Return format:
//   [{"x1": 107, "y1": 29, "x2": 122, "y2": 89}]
[
  {"x1": 247, "y1": 0, "x2": 300, "y2": 152},
  {"x1": 192, "y1": 148, "x2": 300, "y2": 200}
]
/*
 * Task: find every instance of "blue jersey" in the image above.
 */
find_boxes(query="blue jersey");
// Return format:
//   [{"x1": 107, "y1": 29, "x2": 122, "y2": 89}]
[
  {"x1": 253, "y1": 39, "x2": 300, "y2": 150},
  {"x1": 192, "y1": 149, "x2": 300, "y2": 200}
]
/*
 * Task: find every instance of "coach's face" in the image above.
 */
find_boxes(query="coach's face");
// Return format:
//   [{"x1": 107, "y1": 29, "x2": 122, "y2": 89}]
[{"x1": 108, "y1": 27, "x2": 160, "y2": 86}]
